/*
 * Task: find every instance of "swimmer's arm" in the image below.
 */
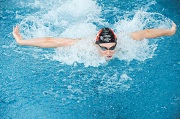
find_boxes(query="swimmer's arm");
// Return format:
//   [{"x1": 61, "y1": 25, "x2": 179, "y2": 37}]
[
  {"x1": 12, "y1": 25, "x2": 80, "y2": 48},
  {"x1": 130, "y1": 22, "x2": 176, "y2": 40}
]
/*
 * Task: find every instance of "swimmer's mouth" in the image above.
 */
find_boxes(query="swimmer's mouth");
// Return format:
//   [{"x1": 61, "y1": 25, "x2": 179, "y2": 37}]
[{"x1": 107, "y1": 56, "x2": 112, "y2": 58}]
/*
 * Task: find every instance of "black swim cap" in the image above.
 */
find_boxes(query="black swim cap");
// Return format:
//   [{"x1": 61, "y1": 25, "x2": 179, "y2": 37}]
[{"x1": 95, "y1": 28, "x2": 117, "y2": 44}]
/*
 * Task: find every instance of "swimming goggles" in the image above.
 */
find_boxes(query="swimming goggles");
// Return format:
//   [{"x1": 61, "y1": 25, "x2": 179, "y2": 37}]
[{"x1": 98, "y1": 43, "x2": 116, "y2": 51}]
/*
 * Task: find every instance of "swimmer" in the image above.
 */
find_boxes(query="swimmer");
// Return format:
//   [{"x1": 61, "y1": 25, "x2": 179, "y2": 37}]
[{"x1": 13, "y1": 22, "x2": 176, "y2": 59}]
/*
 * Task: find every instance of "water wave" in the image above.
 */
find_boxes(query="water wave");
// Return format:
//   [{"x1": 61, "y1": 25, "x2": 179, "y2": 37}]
[{"x1": 15, "y1": 0, "x2": 173, "y2": 67}]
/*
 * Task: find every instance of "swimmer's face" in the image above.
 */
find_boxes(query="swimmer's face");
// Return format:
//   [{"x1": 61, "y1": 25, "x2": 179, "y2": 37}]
[{"x1": 96, "y1": 43, "x2": 116, "y2": 59}]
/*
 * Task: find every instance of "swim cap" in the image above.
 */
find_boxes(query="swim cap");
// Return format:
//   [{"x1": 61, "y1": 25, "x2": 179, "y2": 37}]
[{"x1": 95, "y1": 28, "x2": 117, "y2": 44}]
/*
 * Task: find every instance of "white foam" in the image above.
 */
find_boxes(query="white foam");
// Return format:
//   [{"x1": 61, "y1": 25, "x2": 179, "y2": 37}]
[
  {"x1": 114, "y1": 33, "x2": 157, "y2": 62},
  {"x1": 15, "y1": 0, "x2": 174, "y2": 65},
  {"x1": 60, "y1": 23, "x2": 97, "y2": 38},
  {"x1": 112, "y1": 10, "x2": 172, "y2": 62},
  {"x1": 98, "y1": 72, "x2": 133, "y2": 94},
  {"x1": 52, "y1": 36, "x2": 106, "y2": 67},
  {"x1": 16, "y1": 0, "x2": 173, "y2": 66},
  {"x1": 17, "y1": 0, "x2": 102, "y2": 38},
  {"x1": 14, "y1": 0, "x2": 174, "y2": 97}
]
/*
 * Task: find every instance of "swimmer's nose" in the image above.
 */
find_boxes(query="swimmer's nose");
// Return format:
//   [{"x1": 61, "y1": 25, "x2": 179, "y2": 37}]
[{"x1": 106, "y1": 50, "x2": 110, "y2": 55}]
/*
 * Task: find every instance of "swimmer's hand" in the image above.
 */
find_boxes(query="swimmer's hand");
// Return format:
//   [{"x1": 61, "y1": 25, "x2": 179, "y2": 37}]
[
  {"x1": 13, "y1": 25, "x2": 23, "y2": 45},
  {"x1": 167, "y1": 22, "x2": 176, "y2": 36},
  {"x1": 131, "y1": 22, "x2": 177, "y2": 40}
]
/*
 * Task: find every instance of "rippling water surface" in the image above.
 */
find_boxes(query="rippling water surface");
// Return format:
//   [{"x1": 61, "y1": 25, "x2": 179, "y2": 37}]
[{"x1": 0, "y1": 0, "x2": 179, "y2": 119}]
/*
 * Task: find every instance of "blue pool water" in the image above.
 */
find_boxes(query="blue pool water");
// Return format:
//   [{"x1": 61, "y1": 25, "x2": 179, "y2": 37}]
[{"x1": 0, "y1": 0, "x2": 179, "y2": 119}]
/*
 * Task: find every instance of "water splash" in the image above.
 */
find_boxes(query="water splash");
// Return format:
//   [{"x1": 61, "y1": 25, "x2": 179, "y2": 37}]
[
  {"x1": 52, "y1": 36, "x2": 107, "y2": 67},
  {"x1": 13, "y1": 0, "x2": 174, "y2": 98},
  {"x1": 98, "y1": 72, "x2": 133, "y2": 94},
  {"x1": 17, "y1": 0, "x2": 102, "y2": 38}
]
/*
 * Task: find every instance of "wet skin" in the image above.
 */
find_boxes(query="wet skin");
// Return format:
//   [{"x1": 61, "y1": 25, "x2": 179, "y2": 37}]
[{"x1": 96, "y1": 42, "x2": 116, "y2": 60}]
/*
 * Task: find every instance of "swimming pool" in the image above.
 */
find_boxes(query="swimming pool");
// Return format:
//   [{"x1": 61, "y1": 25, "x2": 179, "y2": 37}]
[{"x1": 0, "y1": 0, "x2": 179, "y2": 119}]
